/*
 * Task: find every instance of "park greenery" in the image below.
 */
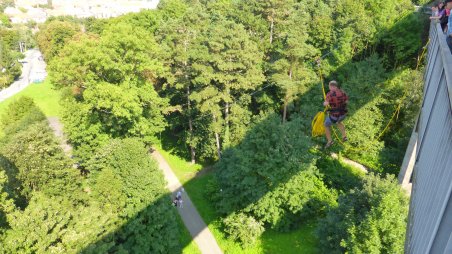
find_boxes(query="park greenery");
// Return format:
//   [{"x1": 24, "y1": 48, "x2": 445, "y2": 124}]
[
  {"x1": 0, "y1": 98, "x2": 181, "y2": 253},
  {"x1": 0, "y1": 1, "x2": 36, "y2": 89},
  {"x1": 0, "y1": 27, "x2": 22, "y2": 88},
  {"x1": 0, "y1": 0, "x2": 429, "y2": 252}
]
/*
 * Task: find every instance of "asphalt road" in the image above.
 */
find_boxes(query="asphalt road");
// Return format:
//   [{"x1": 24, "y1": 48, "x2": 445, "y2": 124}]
[{"x1": 0, "y1": 49, "x2": 46, "y2": 102}]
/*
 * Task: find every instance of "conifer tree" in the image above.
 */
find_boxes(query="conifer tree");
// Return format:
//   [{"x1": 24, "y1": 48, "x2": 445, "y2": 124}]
[{"x1": 191, "y1": 17, "x2": 264, "y2": 157}]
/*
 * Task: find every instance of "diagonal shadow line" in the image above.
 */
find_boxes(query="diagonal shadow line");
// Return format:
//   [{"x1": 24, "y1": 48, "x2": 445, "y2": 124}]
[
  {"x1": 32, "y1": 11, "x2": 428, "y2": 254},
  {"x1": 151, "y1": 150, "x2": 223, "y2": 254}
]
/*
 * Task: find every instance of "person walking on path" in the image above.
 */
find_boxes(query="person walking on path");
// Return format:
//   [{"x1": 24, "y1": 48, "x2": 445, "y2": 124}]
[
  {"x1": 178, "y1": 198, "x2": 184, "y2": 208},
  {"x1": 323, "y1": 80, "x2": 348, "y2": 149},
  {"x1": 175, "y1": 189, "x2": 185, "y2": 208},
  {"x1": 176, "y1": 190, "x2": 182, "y2": 200}
]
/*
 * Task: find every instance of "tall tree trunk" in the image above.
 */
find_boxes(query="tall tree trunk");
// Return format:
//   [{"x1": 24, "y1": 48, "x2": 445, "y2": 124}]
[
  {"x1": 225, "y1": 102, "x2": 229, "y2": 123},
  {"x1": 212, "y1": 114, "x2": 222, "y2": 158},
  {"x1": 270, "y1": 18, "x2": 274, "y2": 44},
  {"x1": 282, "y1": 96, "x2": 288, "y2": 123},
  {"x1": 224, "y1": 86, "x2": 230, "y2": 123},
  {"x1": 224, "y1": 97, "x2": 230, "y2": 148},
  {"x1": 215, "y1": 132, "x2": 221, "y2": 159},
  {"x1": 187, "y1": 85, "x2": 196, "y2": 164},
  {"x1": 184, "y1": 40, "x2": 196, "y2": 164},
  {"x1": 283, "y1": 67, "x2": 293, "y2": 123}
]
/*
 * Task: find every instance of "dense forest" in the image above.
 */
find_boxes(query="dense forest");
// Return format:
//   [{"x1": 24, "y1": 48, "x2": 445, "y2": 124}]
[{"x1": 0, "y1": 0, "x2": 430, "y2": 253}]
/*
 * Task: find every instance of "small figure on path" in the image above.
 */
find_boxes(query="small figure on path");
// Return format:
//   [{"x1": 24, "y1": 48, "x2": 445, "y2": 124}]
[
  {"x1": 174, "y1": 189, "x2": 184, "y2": 208},
  {"x1": 323, "y1": 80, "x2": 348, "y2": 149},
  {"x1": 173, "y1": 197, "x2": 178, "y2": 207},
  {"x1": 176, "y1": 190, "x2": 182, "y2": 200},
  {"x1": 178, "y1": 198, "x2": 183, "y2": 208}
]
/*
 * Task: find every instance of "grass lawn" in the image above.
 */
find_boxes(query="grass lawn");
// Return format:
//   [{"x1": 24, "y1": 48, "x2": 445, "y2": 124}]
[
  {"x1": 156, "y1": 145, "x2": 203, "y2": 185},
  {"x1": 156, "y1": 146, "x2": 321, "y2": 254},
  {"x1": 0, "y1": 79, "x2": 62, "y2": 117},
  {"x1": 0, "y1": 79, "x2": 63, "y2": 138}
]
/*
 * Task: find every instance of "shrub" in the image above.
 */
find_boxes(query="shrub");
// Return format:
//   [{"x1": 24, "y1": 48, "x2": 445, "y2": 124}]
[
  {"x1": 317, "y1": 173, "x2": 409, "y2": 254},
  {"x1": 0, "y1": 96, "x2": 45, "y2": 134},
  {"x1": 223, "y1": 212, "x2": 264, "y2": 248}
]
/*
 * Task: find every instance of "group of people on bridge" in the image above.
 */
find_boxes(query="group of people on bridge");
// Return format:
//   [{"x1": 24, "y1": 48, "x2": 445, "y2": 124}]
[{"x1": 431, "y1": 0, "x2": 452, "y2": 53}]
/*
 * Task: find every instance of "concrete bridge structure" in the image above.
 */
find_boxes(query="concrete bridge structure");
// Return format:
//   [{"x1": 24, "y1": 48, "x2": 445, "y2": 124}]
[{"x1": 400, "y1": 21, "x2": 452, "y2": 254}]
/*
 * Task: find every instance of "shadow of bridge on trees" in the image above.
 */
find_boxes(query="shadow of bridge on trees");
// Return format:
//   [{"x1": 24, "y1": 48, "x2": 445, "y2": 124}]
[
  {"x1": 292, "y1": 11, "x2": 429, "y2": 173},
  {"x1": 79, "y1": 11, "x2": 429, "y2": 253}
]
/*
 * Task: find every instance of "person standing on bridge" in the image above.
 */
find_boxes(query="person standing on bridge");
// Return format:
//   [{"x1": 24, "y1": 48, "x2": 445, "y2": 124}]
[
  {"x1": 323, "y1": 80, "x2": 348, "y2": 149},
  {"x1": 446, "y1": 0, "x2": 452, "y2": 54}
]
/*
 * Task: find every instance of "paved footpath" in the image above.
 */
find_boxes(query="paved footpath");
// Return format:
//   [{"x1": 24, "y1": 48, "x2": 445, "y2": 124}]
[
  {"x1": 0, "y1": 49, "x2": 46, "y2": 102},
  {"x1": 47, "y1": 117, "x2": 72, "y2": 156},
  {"x1": 151, "y1": 150, "x2": 223, "y2": 254}
]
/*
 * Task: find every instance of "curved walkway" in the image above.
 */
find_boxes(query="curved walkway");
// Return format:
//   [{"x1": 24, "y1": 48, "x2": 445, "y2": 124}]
[
  {"x1": 151, "y1": 150, "x2": 223, "y2": 254},
  {"x1": 0, "y1": 49, "x2": 46, "y2": 103}
]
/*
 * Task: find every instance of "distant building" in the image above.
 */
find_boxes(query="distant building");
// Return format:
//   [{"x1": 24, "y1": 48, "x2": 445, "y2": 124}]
[
  {"x1": 5, "y1": 6, "x2": 47, "y2": 24},
  {"x1": 6, "y1": 0, "x2": 160, "y2": 24}
]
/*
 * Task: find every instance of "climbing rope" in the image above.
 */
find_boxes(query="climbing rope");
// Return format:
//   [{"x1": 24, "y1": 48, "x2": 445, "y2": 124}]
[
  {"x1": 311, "y1": 60, "x2": 328, "y2": 137},
  {"x1": 314, "y1": 39, "x2": 430, "y2": 149}
]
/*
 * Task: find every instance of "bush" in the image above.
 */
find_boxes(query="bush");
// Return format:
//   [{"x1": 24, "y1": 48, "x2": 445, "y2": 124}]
[
  {"x1": 0, "y1": 97, "x2": 46, "y2": 138},
  {"x1": 223, "y1": 212, "x2": 264, "y2": 248},
  {"x1": 317, "y1": 173, "x2": 409, "y2": 254}
]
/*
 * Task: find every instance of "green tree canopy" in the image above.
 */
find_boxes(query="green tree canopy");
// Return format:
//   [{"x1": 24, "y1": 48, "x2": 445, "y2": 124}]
[
  {"x1": 84, "y1": 138, "x2": 180, "y2": 253},
  {"x1": 36, "y1": 20, "x2": 80, "y2": 61},
  {"x1": 317, "y1": 173, "x2": 409, "y2": 254},
  {"x1": 0, "y1": 121, "x2": 79, "y2": 201},
  {"x1": 190, "y1": 16, "x2": 265, "y2": 157},
  {"x1": 50, "y1": 22, "x2": 168, "y2": 160},
  {"x1": 0, "y1": 28, "x2": 22, "y2": 88},
  {"x1": 215, "y1": 115, "x2": 336, "y2": 232}
]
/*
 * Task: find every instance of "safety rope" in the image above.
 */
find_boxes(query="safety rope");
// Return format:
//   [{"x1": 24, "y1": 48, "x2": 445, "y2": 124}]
[{"x1": 316, "y1": 38, "x2": 429, "y2": 149}]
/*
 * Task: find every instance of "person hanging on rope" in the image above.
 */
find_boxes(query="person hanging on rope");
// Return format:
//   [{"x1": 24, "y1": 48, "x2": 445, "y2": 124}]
[{"x1": 323, "y1": 80, "x2": 348, "y2": 149}]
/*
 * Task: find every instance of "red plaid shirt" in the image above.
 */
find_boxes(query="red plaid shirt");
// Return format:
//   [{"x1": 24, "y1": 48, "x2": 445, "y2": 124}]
[{"x1": 326, "y1": 89, "x2": 348, "y2": 117}]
